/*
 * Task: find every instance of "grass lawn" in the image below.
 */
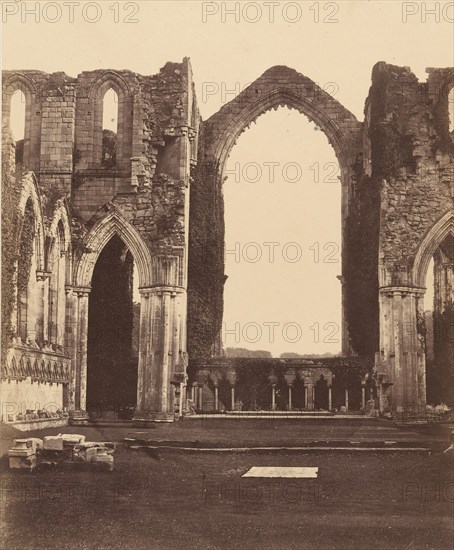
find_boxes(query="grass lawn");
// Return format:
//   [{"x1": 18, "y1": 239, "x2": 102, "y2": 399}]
[{"x1": 1, "y1": 445, "x2": 453, "y2": 549}]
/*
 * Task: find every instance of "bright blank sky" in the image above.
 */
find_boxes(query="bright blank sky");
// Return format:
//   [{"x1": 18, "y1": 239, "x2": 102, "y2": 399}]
[{"x1": 4, "y1": 1, "x2": 450, "y2": 354}]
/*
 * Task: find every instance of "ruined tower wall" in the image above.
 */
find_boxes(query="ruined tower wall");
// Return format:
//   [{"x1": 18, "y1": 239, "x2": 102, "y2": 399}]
[
  {"x1": 369, "y1": 63, "x2": 454, "y2": 414},
  {"x1": 1, "y1": 60, "x2": 201, "y2": 423}
]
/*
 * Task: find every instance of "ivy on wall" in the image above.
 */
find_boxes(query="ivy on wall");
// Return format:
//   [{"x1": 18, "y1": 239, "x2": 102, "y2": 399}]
[
  {"x1": 344, "y1": 65, "x2": 404, "y2": 357},
  {"x1": 17, "y1": 198, "x2": 36, "y2": 294},
  {"x1": 344, "y1": 172, "x2": 380, "y2": 356},
  {"x1": 187, "y1": 156, "x2": 225, "y2": 380},
  {"x1": 328, "y1": 356, "x2": 373, "y2": 383},
  {"x1": 1, "y1": 150, "x2": 25, "y2": 355}
]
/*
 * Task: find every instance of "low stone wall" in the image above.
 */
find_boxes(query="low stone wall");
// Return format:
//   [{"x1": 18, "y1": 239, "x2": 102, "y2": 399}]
[
  {"x1": 1, "y1": 344, "x2": 70, "y2": 422},
  {"x1": 10, "y1": 417, "x2": 68, "y2": 432}
]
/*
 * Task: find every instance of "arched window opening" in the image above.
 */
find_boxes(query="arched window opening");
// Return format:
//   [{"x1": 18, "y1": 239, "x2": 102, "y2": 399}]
[
  {"x1": 102, "y1": 88, "x2": 118, "y2": 169},
  {"x1": 48, "y1": 221, "x2": 66, "y2": 347},
  {"x1": 425, "y1": 234, "x2": 454, "y2": 404},
  {"x1": 222, "y1": 107, "x2": 342, "y2": 359},
  {"x1": 10, "y1": 89, "x2": 26, "y2": 164},
  {"x1": 17, "y1": 198, "x2": 36, "y2": 342},
  {"x1": 87, "y1": 234, "x2": 140, "y2": 418},
  {"x1": 314, "y1": 375, "x2": 329, "y2": 410}
]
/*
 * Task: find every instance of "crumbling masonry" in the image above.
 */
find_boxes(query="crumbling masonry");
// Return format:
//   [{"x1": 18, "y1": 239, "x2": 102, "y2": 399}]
[{"x1": 1, "y1": 60, "x2": 453, "y2": 424}]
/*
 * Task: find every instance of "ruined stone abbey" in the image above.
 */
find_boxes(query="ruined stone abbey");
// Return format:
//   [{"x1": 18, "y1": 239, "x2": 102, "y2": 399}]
[{"x1": 1, "y1": 60, "x2": 453, "y2": 425}]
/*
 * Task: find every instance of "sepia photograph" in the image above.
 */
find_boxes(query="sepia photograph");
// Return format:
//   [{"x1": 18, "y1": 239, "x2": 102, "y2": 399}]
[{"x1": 1, "y1": 1, "x2": 453, "y2": 548}]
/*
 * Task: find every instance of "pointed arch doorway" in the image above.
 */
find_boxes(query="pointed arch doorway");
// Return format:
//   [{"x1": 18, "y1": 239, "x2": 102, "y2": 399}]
[
  {"x1": 86, "y1": 234, "x2": 138, "y2": 419},
  {"x1": 72, "y1": 207, "x2": 154, "y2": 418}
]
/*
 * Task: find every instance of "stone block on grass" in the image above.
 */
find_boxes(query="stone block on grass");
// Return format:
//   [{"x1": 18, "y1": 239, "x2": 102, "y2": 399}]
[
  {"x1": 59, "y1": 434, "x2": 86, "y2": 446},
  {"x1": 43, "y1": 435, "x2": 64, "y2": 451}
]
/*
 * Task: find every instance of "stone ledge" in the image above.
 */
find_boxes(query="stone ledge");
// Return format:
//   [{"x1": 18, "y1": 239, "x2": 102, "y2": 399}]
[
  {"x1": 8, "y1": 417, "x2": 68, "y2": 432},
  {"x1": 132, "y1": 412, "x2": 176, "y2": 424}
]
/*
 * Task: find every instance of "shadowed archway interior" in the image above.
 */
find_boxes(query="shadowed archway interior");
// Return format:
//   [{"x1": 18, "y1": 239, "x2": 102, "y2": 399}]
[{"x1": 87, "y1": 234, "x2": 138, "y2": 412}]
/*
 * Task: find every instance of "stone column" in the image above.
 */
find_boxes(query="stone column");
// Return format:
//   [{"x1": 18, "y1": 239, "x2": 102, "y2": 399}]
[
  {"x1": 306, "y1": 382, "x2": 314, "y2": 410},
  {"x1": 345, "y1": 388, "x2": 349, "y2": 411},
  {"x1": 284, "y1": 369, "x2": 296, "y2": 412},
  {"x1": 65, "y1": 286, "x2": 76, "y2": 412},
  {"x1": 271, "y1": 386, "x2": 276, "y2": 411},
  {"x1": 133, "y1": 285, "x2": 185, "y2": 423},
  {"x1": 36, "y1": 272, "x2": 50, "y2": 343},
  {"x1": 209, "y1": 370, "x2": 223, "y2": 412},
  {"x1": 379, "y1": 286, "x2": 426, "y2": 416},
  {"x1": 328, "y1": 386, "x2": 332, "y2": 410},
  {"x1": 304, "y1": 386, "x2": 308, "y2": 410},
  {"x1": 214, "y1": 386, "x2": 219, "y2": 411},
  {"x1": 198, "y1": 384, "x2": 203, "y2": 411},
  {"x1": 226, "y1": 369, "x2": 238, "y2": 411},
  {"x1": 361, "y1": 384, "x2": 366, "y2": 409},
  {"x1": 268, "y1": 371, "x2": 278, "y2": 412},
  {"x1": 194, "y1": 370, "x2": 209, "y2": 412},
  {"x1": 178, "y1": 382, "x2": 185, "y2": 418},
  {"x1": 72, "y1": 287, "x2": 90, "y2": 418}
]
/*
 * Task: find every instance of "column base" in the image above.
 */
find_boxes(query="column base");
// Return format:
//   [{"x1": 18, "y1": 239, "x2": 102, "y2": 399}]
[
  {"x1": 133, "y1": 411, "x2": 176, "y2": 424},
  {"x1": 69, "y1": 410, "x2": 90, "y2": 425}
]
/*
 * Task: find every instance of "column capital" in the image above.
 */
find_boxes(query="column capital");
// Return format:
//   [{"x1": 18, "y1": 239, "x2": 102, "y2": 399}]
[
  {"x1": 72, "y1": 286, "x2": 91, "y2": 297},
  {"x1": 139, "y1": 285, "x2": 186, "y2": 296},
  {"x1": 36, "y1": 270, "x2": 52, "y2": 281},
  {"x1": 379, "y1": 286, "x2": 426, "y2": 297}
]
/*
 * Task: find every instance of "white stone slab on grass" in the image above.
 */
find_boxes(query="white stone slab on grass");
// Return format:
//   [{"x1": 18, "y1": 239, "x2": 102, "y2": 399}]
[{"x1": 242, "y1": 467, "x2": 318, "y2": 478}]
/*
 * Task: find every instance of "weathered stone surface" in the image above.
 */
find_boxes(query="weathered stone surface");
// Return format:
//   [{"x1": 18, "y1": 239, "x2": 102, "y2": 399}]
[
  {"x1": 8, "y1": 439, "x2": 39, "y2": 470},
  {"x1": 43, "y1": 435, "x2": 64, "y2": 451},
  {"x1": 1, "y1": 61, "x2": 452, "y2": 422}
]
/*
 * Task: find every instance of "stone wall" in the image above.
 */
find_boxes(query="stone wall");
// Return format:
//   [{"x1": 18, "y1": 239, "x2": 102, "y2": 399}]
[
  {"x1": 371, "y1": 64, "x2": 453, "y2": 284},
  {"x1": 368, "y1": 63, "x2": 454, "y2": 415},
  {"x1": 2, "y1": 60, "x2": 198, "y2": 423},
  {"x1": 2, "y1": 60, "x2": 452, "y2": 422}
]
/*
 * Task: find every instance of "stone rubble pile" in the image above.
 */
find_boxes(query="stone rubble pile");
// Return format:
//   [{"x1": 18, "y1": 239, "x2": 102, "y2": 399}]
[{"x1": 8, "y1": 434, "x2": 115, "y2": 471}]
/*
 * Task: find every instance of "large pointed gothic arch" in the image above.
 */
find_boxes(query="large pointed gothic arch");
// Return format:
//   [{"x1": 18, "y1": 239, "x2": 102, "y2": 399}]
[
  {"x1": 74, "y1": 207, "x2": 152, "y2": 289},
  {"x1": 194, "y1": 66, "x2": 363, "y2": 360},
  {"x1": 204, "y1": 66, "x2": 362, "y2": 178}
]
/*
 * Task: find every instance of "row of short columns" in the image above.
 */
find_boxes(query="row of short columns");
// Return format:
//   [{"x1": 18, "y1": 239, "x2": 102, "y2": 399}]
[
  {"x1": 191, "y1": 384, "x2": 237, "y2": 411},
  {"x1": 190, "y1": 380, "x2": 370, "y2": 411}
]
